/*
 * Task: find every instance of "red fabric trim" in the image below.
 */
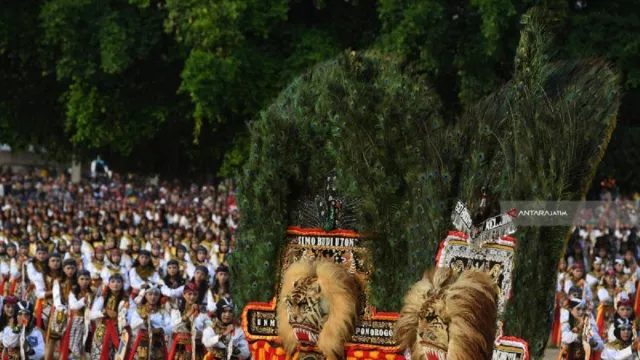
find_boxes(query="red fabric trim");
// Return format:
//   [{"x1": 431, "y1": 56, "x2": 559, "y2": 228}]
[
  {"x1": 100, "y1": 319, "x2": 120, "y2": 360},
  {"x1": 434, "y1": 236, "x2": 448, "y2": 267},
  {"x1": 285, "y1": 227, "x2": 360, "y2": 237},
  {"x1": 551, "y1": 294, "x2": 563, "y2": 347},
  {"x1": 126, "y1": 329, "x2": 168, "y2": 360},
  {"x1": 168, "y1": 332, "x2": 192, "y2": 360},
  {"x1": 126, "y1": 330, "x2": 147, "y2": 360},
  {"x1": 495, "y1": 335, "x2": 530, "y2": 360},
  {"x1": 634, "y1": 282, "x2": 640, "y2": 315},
  {"x1": 57, "y1": 312, "x2": 74, "y2": 360},
  {"x1": 35, "y1": 298, "x2": 44, "y2": 329},
  {"x1": 8, "y1": 279, "x2": 17, "y2": 295},
  {"x1": 595, "y1": 304, "x2": 607, "y2": 339},
  {"x1": 369, "y1": 308, "x2": 399, "y2": 319}
]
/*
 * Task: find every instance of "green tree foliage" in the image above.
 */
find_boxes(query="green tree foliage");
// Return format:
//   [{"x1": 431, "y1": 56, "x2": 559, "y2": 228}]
[
  {"x1": 232, "y1": 11, "x2": 620, "y2": 358},
  {"x1": 36, "y1": 0, "x2": 210, "y2": 176},
  {"x1": 1, "y1": 0, "x2": 638, "y2": 184},
  {"x1": 0, "y1": 1, "x2": 69, "y2": 160},
  {"x1": 0, "y1": 0, "x2": 379, "y2": 177}
]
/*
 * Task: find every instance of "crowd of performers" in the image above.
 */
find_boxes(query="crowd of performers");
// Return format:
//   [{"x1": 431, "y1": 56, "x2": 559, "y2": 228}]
[
  {"x1": 0, "y1": 171, "x2": 251, "y2": 360},
  {"x1": 553, "y1": 225, "x2": 640, "y2": 359}
]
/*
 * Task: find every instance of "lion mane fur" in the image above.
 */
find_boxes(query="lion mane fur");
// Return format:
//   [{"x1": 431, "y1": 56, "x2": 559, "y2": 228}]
[
  {"x1": 277, "y1": 260, "x2": 361, "y2": 360},
  {"x1": 394, "y1": 268, "x2": 498, "y2": 360}
]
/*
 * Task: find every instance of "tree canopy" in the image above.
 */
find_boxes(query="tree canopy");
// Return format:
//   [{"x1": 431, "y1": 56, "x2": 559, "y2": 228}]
[
  {"x1": 1, "y1": 0, "x2": 638, "y2": 184},
  {"x1": 1, "y1": 0, "x2": 379, "y2": 177}
]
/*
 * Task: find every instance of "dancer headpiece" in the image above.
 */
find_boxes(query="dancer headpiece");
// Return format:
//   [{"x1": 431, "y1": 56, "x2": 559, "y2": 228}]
[
  {"x1": 4, "y1": 295, "x2": 18, "y2": 305},
  {"x1": 617, "y1": 298, "x2": 633, "y2": 308},
  {"x1": 184, "y1": 282, "x2": 199, "y2": 294},
  {"x1": 613, "y1": 318, "x2": 634, "y2": 341},
  {"x1": 17, "y1": 301, "x2": 33, "y2": 314},
  {"x1": 568, "y1": 298, "x2": 586, "y2": 309},
  {"x1": 216, "y1": 297, "x2": 235, "y2": 320},
  {"x1": 109, "y1": 273, "x2": 124, "y2": 282}
]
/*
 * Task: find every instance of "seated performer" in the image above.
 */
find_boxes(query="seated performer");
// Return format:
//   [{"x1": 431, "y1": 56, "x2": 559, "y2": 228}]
[
  {"x1": 168, "y1": 282, "x2": 211, "y2": 360},
  {"x1": 560, "y1": 298, "x2": 604, "y2": 359},
  {"x1": 202, "y1": 298, "x2": 250, "y2": 360},
  {"x1": 1, "y1": 301, "x2": 45, "y2": 360},
  {"x1": 601, "y1": 318, "x2": 640, "y2": 359},
  {"x1": 61, "y1": 270, "x2": 95, "y2": 360},
  {"x1": 565, "y1": 263, "x2": 593, "y2": 302},
  {"x1": 90, "y1": 273, "x2": 128, "y2": 360},
  {"x1": 0, "y1": 295, "x2": 18, "y2": 354},
  {"x1": 186, "y1": 246, "x2": 215, "y2": 283},
  {"x1": 587, "y1": 257, "x2": 605, "y2": 301},
  {"x1": 211, "y1": 265, "x2": 231, "y2": 302},
  {"x1": 614, "y1": 257, "x2": 636, "y2": 298},
  {"x1": 129, "y1": 250, "x2": 163, "y2": 296},
  {"x1": 127, "y1": 284, "x2": 171, "y2": 360},
  {"x1": 559, "y1": 287, "x2": 605, "y2": 351},
  {"x1": 161, "y1": 260, "x2": 186, "y2": 303},
  {"x1": 101, "y1": 248, "x2": 130, "y2": 292}
]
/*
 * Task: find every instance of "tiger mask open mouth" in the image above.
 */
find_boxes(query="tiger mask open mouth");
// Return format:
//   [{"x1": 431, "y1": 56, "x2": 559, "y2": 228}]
[
  {"x1": 394, "y1": 268, "x2": 498, "y2": 360},
  {"x1": 277, "y1": 260, "x2": 360, "y2": 360},
  {"x1": 285, "y1": 277, "x2": 328, "y2": 345}
]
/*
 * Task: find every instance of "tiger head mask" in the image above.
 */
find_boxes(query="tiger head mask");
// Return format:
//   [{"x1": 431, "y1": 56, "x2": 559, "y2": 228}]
[
  {"x1": 394, "y1": 268, "x2": 498, "y2": 360},
  {"x1": 277, "y1": 260, "x2": 361, "y2": 360}
]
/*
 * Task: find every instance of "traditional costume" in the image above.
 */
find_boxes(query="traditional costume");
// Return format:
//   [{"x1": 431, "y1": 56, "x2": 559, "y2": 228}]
[
  {"x1": 128, "y1": 250, "x2": 162, "y2": 296},
  {"x1": 565, "y1": 264, "x2": 593, "y2": 301},
  {"x1": 606, "y1": 299, "x2": 637, "y2": 342},
  {"x1": 100, "y1": 249, "x2": 130, "y2": 292},
  {"x1": 186, "y1": 247, "x2": 215, "y2": 283},
  {"x1": 1, "y1": 301, "x2": 45, "y2": 360},
  {"x1": 33, "y1": 253, "x2": 64, "y2": 331},
  {"x1": 601, "y1": 318, "x2": 639, "y2": 360},
  {"x1": 126, "y1": 285, "x2": 170, "y2": 360},
  {"x1": 44, "y1": 259, "x2": 77, "y2": 360},
  {"x1": 60, "y1": 270, "x2": 95, "y2": 360},
  {"x1": 211, "y1": 266, "x2": 231, "y2": 303},
  {"x1": 559, "y1": 298, "x2": 603, "y2": 359},
  {"x1": 89, "y1": 274, "x2": 129, "y2": 360},
  {"x1": 168, "y1": 283, "x2": 211, "y2": 360},
  {"x1": 587, "y1": 257, "x2": 605, "y2": 299},
  {"x1": 202, "y1": 298, "x2": 250, "y2": 360},
  {"x1": 597, "y1": 269, "x2": 620, "y2": 340},
  {"x1": 0, "y1": 296, "x2": 18, "y2": 355}
]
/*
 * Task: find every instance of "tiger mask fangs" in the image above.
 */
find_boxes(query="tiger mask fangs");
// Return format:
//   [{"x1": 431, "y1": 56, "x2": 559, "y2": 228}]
[{"x1": 277, "y1": 260, "x2": 361, "y2": 360}]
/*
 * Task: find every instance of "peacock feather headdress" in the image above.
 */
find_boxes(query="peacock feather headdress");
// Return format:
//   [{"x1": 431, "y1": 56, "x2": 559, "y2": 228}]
[{"x1": 231, "y1": 8, "x2": 620, "y2": 357}]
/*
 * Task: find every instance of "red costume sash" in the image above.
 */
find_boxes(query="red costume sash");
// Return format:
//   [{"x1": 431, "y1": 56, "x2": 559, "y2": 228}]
[
  {"x1": 35, "y1": 298, "x2": 45, "y2": 329},
  {"x1": 168, "y1": 332, "x2": 195, "y2": 360},
  {"x1": 550, "y1": 292, "x2": 564, "y2": 347},
  {"x1": 126, "y1": 329, "x2": 168, "y2": 360},
  {"x1": 57, "y1": 312, "x2": 76, "y2": 360},
  {"x1": 0, "y1": 275, "x2": 6, "y2": 297},
  {"x1": 99, "y1": 319, "x2": 120, "y2": 360},
  {"x1": 595, "y1": 303, "x2": 613, "y2": 340}
]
